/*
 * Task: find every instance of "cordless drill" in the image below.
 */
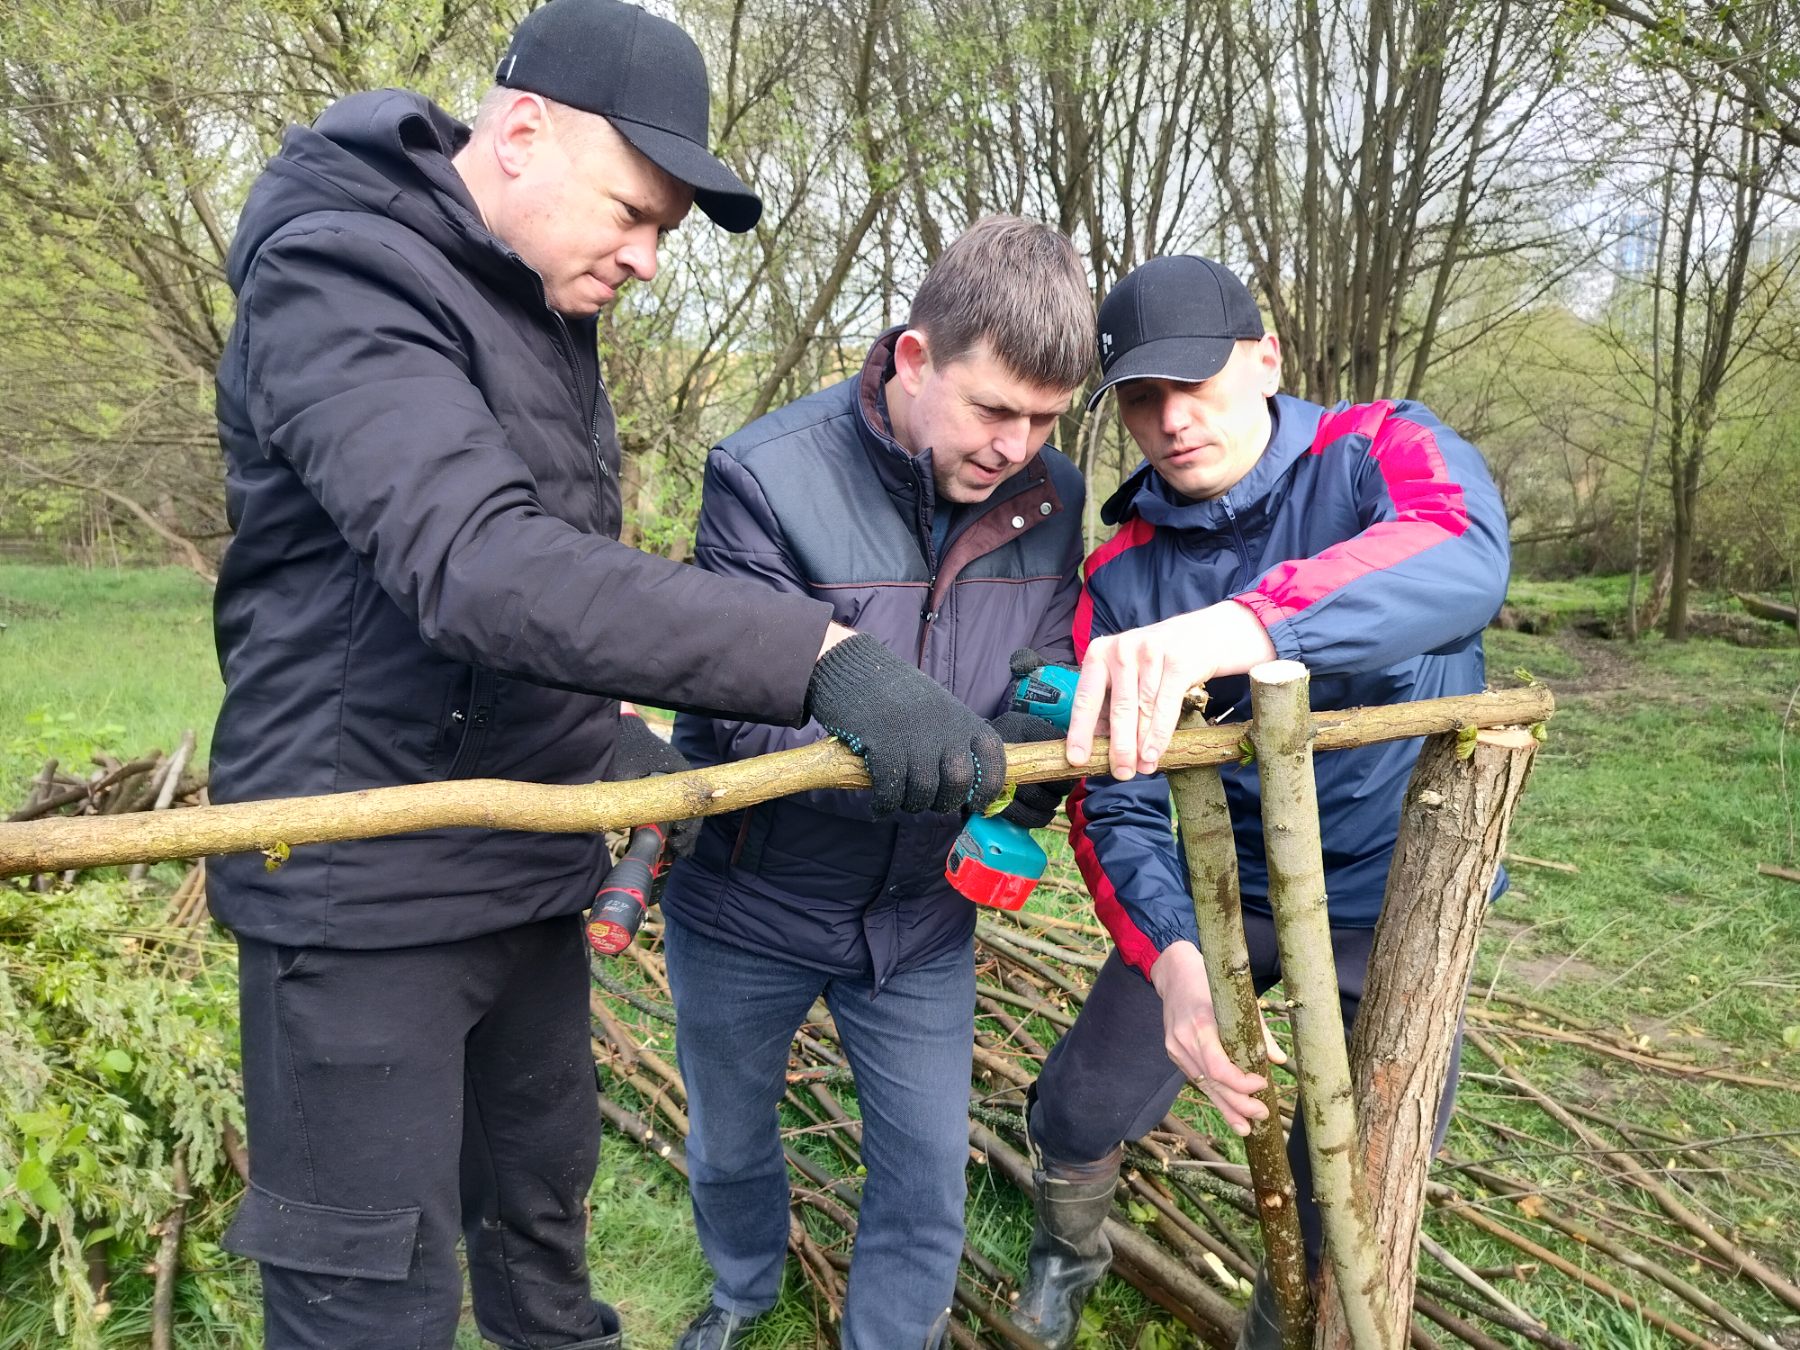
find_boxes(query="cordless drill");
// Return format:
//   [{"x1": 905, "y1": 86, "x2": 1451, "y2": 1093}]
[
  {"x1": 944, "y1": 661, "x2": 1079, "y2": 911},
  {"x1": 586, "y1": 822, "x2": 669, "y2": 956}
]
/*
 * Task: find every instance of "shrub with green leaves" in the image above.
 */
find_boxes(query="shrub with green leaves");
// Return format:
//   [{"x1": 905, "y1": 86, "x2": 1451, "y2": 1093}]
[{"x1": 0, "y1": 876, "x2": 243, "y2": 1344}]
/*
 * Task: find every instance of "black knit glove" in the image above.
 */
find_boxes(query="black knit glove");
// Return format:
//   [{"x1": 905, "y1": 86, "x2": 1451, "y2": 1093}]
[
  {"x1": 610, "y1": 712, "x2": 702, "y2": 857},
  {"x1": 991, "y1": 710, "x2": 1075, "y2": 830},
  {"x1": 805, "y1": 633, "x2": 1006, "y2": 816}
]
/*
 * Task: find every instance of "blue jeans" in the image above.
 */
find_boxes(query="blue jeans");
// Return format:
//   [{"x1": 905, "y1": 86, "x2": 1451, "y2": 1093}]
[{"x1": 663, "y1": 919, "x2": 974, "y2": 1349}]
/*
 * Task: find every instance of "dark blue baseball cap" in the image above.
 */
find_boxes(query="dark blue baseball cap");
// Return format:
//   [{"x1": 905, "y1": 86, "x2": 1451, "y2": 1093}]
[
  {"x1": 1087, "y1": 256, "x2": 1265, "y2": 408},
  {"x1": 496, "y1": 0, "x2": 762, "y2": 233}
]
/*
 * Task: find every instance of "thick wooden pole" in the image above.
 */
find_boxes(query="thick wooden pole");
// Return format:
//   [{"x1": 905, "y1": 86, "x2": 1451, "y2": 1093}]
[
  {"x1": 1312, "y1": 727, "x2": 1538, "y2": 1350},
  {"x1": 0, "y1": 686, "x2": 1551, "y2": 879},
  {"x1": 1249, "y1": 661, "x2": 1392, "y2": 1350},
  {"x1": 1167, "y1": 710, "x2": 1313, "y2": 1350}
]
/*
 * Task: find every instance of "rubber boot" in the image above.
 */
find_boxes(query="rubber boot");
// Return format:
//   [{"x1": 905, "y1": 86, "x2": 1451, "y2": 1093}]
[
  {"x1": 673, "y1": 1303, "x2": 757, "y2": 1350},
  {"x1": 1009, "y1": 1145, "x2": 1122, "y2": 1348},
  {"x1": 1233, "y1": 1266, "x2": 1282, "y2": 1350}
]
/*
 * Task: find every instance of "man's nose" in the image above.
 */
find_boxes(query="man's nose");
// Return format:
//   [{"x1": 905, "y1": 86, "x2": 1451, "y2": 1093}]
[
  {"x1": 618, "y1": 231, "x2": 660, "y2": 283},
  {"x1": 1159, "y1": 394, "x2": 1188, "y2": 436},
  {"x1": 994, "y1": 417, "x2": 1034, "y2": 461}
]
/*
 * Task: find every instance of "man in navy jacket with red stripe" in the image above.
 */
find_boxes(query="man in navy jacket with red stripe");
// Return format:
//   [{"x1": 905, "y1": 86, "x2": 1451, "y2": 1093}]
[{"x1": 1012, "y1": 256, "x2": 1510, "y2": 1349}]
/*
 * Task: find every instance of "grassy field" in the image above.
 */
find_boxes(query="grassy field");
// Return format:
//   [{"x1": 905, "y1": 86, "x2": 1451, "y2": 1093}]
[
  {"x1": 1, "y1": 564, "x2": 1796, "y2": 1348},
  {"x1": 0, "y1": 565, "x2": 220, "y2": 804}
]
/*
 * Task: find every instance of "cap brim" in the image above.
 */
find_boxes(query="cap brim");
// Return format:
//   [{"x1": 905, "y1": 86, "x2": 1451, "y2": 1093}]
[
  {"x1": 1085, "y1": 334, "x2": 1236, "y2": 409},
  {"x1": 608, "y1": 117, "x2": 762, "y2": 233}
]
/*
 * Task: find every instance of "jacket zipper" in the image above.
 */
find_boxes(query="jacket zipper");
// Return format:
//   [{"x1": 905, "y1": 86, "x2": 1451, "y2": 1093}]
[
  {"x1": 446, "y1": 668, "x2": 495, "y2": 779},
  {"x1": 916, "y1": 467, "x2": 939, "y2": 661},
  {"x1": 1221, "y1": 493, "x2": 1253, "y2": 592},
  {"x1": 554, "y1": 315, "x2": 609, "y2": 498}
]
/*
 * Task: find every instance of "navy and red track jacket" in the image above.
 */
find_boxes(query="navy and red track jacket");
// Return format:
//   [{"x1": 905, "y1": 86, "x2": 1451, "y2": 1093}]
[{"x1": 1070, "y1": 394, "x2": 1511, "y2": 979}]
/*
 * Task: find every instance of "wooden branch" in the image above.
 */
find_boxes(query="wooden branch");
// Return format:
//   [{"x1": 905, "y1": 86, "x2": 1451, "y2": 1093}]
[
  {"x1": 0, "y1": 449, "x2": 216, "y2": 583},
  {"x1": 1502, "y1": 854, "x2": 1576, "y2": 875},
  {"x1": 1248, "y1": 661, "x2": 1392, "y2": 1349},
  {"x1": 1467, "y1": 1027, "x2": 1800, "y2": 1316},
  {"x1": 129, "y1": 730, "x2": 197, "y2": 884},
  {"x1": 0, "y1": 686, "x2": 1553, "y2": 880},
  {"x1": 1315, "y1": 728, "x2": 1538, "y2": 1350},
  {"x1": 1442, "y1": 1203, "x2": 1726, "y2": 1350},
  {"x1": 6, "y1": 755, "x2": 160, "y2": 823},
  {"x1": 1733, "y1": 592, "x2": 1798, "y2": 628},
  {"x1": 1756, "y1": 862, "x2": 1800, "y2": 885},
  {"x1": 150, "y1": 1149, "x2": 189, "y2": 1350},
  {"x1": 1166, "y1": 723, "x2": 1311, "y2": 1350}
]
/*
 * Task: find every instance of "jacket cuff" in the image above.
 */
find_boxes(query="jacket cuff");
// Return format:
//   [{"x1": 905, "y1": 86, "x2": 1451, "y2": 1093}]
[
  {"x1": 1231, "y1": 590, "x2": 1305, "y2": 664},
  {"x1": 1137, "y1": 910, "x2": 1202, "y2": 960}
]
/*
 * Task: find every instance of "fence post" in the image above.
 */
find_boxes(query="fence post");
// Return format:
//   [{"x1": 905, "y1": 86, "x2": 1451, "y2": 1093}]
[
  {"x1": 1167, "y1": 705, "x2": 1313, "y2": 1349},
  {"x1": 1249, "y1": 660, "x2": 1393, "y2": 1350}
]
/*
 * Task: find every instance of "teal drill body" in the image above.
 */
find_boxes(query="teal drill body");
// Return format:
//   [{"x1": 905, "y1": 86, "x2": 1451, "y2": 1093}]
[{"x1": 945, "y1": 664, "x2": 1080, "y2": 911}]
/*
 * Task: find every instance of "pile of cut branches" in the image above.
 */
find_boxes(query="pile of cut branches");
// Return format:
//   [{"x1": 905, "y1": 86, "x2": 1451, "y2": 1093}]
[
  {"x1": 7, "y1": 732, "x2": 206, "y2": 892},
  {"x1": 592, "y1": 902, "x2": 1800, "y2": 1348}
]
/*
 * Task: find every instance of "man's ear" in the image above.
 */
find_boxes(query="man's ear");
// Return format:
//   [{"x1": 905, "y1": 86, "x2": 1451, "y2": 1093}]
[
  {"x1": 1255, "y1": 334, "x2": 1282, "y2": 397},
  {"x1": 492, "y1": 91, "x2": 551, "y2": 180},
  {"x1": 892, "y1": 329, "x2": 933, "y2": 397}
]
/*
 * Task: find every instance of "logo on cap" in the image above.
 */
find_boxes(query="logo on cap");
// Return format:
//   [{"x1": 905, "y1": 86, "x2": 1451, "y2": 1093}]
[{"x1": 1100, "y1": 331, "x2": 1114, "y2": 364}]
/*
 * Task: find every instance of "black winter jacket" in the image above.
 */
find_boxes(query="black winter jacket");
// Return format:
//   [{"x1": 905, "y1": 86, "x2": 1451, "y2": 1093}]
[
  {"x1": 208, "y1": 90, "x2": 833, "y2": 948},
  {"x1": 662, "y1": 333, "x2": 1085, "y2": 989}
]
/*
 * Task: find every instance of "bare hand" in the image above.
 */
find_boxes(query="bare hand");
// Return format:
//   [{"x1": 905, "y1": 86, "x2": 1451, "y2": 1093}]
[
  {"x1": 1064, "y1": 602, "x2": 1276, "y2": 780},
  {"x1": 1149, "y1": 942, "x2": 1287, "y2": 1136}
]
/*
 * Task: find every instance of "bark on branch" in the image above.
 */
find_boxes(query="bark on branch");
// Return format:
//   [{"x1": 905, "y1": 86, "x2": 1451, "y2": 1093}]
[
  {"x1": 1314, "y1": 728, "x2": 1539, "y2": 1350},
  {"x1": 1166, "y1": 720, "x2": 1312, "y2": 1349},
  {"x1": 1249, "y1": 661, "x2": 1393, "y2": 1349},
  {"x1": 0, "y1": 687, "x2": 1552, "y2": 880}
]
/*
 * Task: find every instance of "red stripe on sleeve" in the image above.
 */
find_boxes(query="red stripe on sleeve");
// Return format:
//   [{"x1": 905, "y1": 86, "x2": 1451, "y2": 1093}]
[
  {"x1": 1066, "y1": 779, "x2": 1163, "y2": 979},
  {"x1": 1073, "y1": 516, "x2": 1154, "y2": 660},
  {"x1": 1238, "y1": 404, "x2": 1470, "y2": 627}
]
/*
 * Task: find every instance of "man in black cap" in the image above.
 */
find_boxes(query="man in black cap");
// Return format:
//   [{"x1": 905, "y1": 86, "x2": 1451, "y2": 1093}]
[
  {"x1": 1009, "y1": 256, "x2": 1510, "y2": 1347},
  {"x1": 208, "y1": 3, "x2": 1005, "y2": 1346}
]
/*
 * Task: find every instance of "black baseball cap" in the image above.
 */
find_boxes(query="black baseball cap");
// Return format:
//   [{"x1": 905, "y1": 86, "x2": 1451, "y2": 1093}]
[
  {"x1": 1087, "y1": 256, "x2": 1265, "y2": 408},
  {"x1": 496, "y1": 0, "x2": 762, "y2": 233}
]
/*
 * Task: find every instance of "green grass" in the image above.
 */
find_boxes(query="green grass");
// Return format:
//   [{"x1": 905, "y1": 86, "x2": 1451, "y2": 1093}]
[
  {"x1": 4, "y1": 566, "x2": 1798, "y2": 1348},
  {"x1": 0, "y1": 565, "x2": 220, "y2": 802}
]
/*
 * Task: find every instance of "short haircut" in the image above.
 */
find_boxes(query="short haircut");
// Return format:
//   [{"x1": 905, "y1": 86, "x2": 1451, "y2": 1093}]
[
  {"x1": 907, "y1": 216, "x2": 1094, "y2": 391},
  {"x1": 470, "y1": 86, "x2": 616, "y2": 155}
]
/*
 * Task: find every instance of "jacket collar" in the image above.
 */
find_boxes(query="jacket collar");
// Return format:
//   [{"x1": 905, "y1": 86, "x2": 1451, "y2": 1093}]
[{"x1": 1100, "y1": 393, "x2": 1324, "y2": 531}]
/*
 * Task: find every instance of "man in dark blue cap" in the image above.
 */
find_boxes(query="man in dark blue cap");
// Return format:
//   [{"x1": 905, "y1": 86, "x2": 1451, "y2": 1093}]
[
  {"x1": 1009, "y1": 256, "x2": 1511, "y2": 1348},
  {"x1": 209, "y1": 3, "x2": 1006, "y2": 1346}
]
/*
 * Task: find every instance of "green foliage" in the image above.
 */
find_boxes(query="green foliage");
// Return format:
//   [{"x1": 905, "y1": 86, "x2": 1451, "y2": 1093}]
[{"x1": 0, "y1": 879, "x2": 244, "y2": 1345}]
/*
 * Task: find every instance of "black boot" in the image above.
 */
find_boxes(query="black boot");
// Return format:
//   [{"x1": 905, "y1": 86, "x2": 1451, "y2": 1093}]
[
  {"x1": 674, "y1": 1303, "x2": 758, "y2": 1350},
  {"x1": 1233, "y1": 1266, "x2": 1282, "y2": 1350},
  {"x1": 1009, "y1": 1146, "x2": 1122, "y2": 1348}
]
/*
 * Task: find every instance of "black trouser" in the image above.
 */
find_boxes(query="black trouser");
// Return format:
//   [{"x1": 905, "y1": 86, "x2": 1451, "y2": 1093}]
[
  {"x1": 225, "y1": 916, "x2": 615, "y2": 1349},
  {"x1": 1030, "y1": 912, "x2": 1464, "y2": 1270}
]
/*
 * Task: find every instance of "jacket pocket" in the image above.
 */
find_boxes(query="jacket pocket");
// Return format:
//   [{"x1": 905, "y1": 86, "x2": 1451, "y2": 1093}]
[
  {"x1": 222, "y1": 1182, "x2": 420, "y2": 1280},
  {"x1": 445, "y1": 669, "x2": 495, "y2": 779}
]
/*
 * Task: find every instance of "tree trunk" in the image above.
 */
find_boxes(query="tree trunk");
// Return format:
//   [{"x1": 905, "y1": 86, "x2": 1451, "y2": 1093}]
[
  {"x1": 1312, "y1": 727, "x2": 1539, "y2": 1350},
  {"x1": 1167, "y1": 724, "x2": 1311, "y2": 1349},
  {"x1": 1248, "y1": 661, "x2": 1393, "y2": 1350},
  {"x1": 1665, "y1": 447, "x2": 1699, "y2": 641},
  {"x1": 1636, "y1": 542, "x2": 1675, "y2": 636}
]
